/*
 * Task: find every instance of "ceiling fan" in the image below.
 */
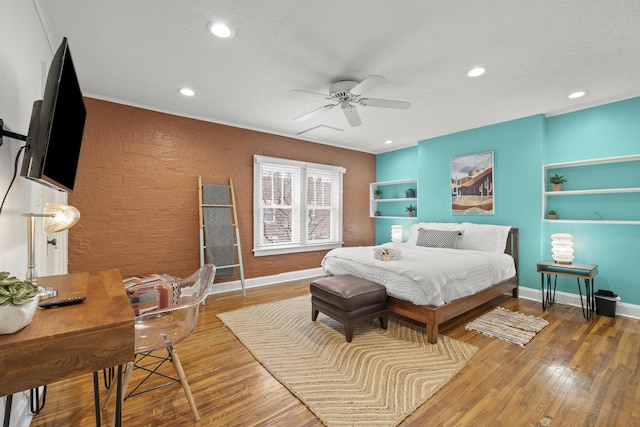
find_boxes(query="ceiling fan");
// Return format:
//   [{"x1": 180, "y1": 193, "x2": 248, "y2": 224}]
[{"x1": 291, "y1": 75, "x2": 411, "y2": 127}]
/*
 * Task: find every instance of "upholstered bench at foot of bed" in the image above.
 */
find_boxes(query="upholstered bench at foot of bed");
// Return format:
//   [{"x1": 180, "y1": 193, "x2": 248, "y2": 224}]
[{"x1": 310, "y1": 275, "x2": 388, "y2": 342}]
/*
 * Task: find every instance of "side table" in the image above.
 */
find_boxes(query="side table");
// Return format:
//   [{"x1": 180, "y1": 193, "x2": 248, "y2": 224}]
[{"x1": 536, "y1": 261, "x2": 598, "y2": 319}]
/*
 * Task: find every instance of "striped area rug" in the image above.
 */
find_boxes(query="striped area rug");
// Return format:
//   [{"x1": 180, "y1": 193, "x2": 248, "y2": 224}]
[
  {"x1": 218, "y1": 295, "x2": 478, "y2": 427},
  {"x1": 465, "y1": 306, "x2": 548, "y2": 347}
]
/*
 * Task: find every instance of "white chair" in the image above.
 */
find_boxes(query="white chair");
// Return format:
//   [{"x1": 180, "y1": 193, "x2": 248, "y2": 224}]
[{"x1": 103, "y1": 264, "x2": 216, "y2": 423}]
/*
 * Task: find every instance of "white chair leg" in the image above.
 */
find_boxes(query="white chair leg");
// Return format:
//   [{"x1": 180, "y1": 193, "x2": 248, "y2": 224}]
[
  {"x1": 102, "y1": 362, "x2": 132, "y2": 411},
  {"x1": 101, "y1": 371, "x2": 116, "y2": 411},
  {"x1": 169, "y1": 347, "x2": 200, "y2": 421},
  {"x1": 120, "y1": 361, "x2": 134, "y2": 405}
]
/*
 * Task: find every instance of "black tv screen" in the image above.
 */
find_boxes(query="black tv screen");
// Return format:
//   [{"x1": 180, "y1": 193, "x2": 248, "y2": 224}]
[{"x1": 20, "y1": 37, "x2": 86, "y2": 192}]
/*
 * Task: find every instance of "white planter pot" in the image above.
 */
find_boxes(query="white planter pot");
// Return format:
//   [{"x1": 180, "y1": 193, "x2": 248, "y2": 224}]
[{"x1": 0, "y1": 297, "x2": 39, "y2": 335}]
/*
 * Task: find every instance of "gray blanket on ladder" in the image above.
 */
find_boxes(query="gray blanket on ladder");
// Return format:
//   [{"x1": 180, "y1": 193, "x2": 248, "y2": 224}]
[{"x1": 202, "y1": 184, "x2": 235, "y2": 279}]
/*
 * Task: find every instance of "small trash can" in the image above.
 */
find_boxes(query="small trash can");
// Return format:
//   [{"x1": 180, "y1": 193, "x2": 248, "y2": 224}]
[{"x1": 594, "y1": 290, "x2": 618, "y2": 318}]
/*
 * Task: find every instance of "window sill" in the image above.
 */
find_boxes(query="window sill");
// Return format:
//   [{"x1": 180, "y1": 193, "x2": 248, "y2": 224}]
[{"x1": 253, "y1": 242, "x2": 342, "y2": 257}]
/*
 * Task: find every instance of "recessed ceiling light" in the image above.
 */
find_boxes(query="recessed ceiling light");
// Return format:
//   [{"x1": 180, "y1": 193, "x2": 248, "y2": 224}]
[
  {"x1": 206, "y1": 21, "x2": 234, "y2": 38},
  {"x1": 179, "y1": 88, "x2": 195, "y2": 97},
  {"x1": 568, "y1": 90, "x2": 587, "y2": 99},
  {"x1": 467, "y1": 66, "x2": 487, "y2": 78},
  {"x1": 384, "y1": 140, "x2": 393, "y2": 144}
]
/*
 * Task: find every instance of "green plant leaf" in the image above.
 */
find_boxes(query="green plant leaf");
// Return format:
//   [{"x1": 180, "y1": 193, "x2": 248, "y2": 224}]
[{"x1": 0, "y1": 272, "x2": 38, "y2": 306}]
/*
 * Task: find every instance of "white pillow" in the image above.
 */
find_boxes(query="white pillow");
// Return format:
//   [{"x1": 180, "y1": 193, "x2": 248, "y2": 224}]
[
  {"x1": 458, "y1": 222, "x2": 512, "y2": 253},
  {"x1": 407, "y1": 222, "x2": 464, "y2": 245}
]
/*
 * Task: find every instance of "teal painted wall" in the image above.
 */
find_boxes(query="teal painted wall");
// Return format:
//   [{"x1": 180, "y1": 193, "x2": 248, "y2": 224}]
[
  {"x1": 415, "y1": 115, "x2": 544, "y2": 291},
  {"x1": 375, "y1": 146, "x2": 420, "y2": 243},
  {"x1": 375, "y1": 96, "x2": 640, "y2": 305},
  {"x1": 542, "y1": 97, "x2": 640, "y2": 305}
]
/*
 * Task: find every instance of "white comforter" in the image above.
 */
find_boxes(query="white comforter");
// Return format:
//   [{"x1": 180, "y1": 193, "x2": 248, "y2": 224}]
[{"x1": 321, "y1": 242, "x2": 516, "y2": 306}]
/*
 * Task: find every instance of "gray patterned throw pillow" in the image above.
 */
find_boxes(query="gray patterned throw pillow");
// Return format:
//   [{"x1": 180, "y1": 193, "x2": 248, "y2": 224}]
[{"x1": 415, "y1": 228, "x2": 462, "y2": 249}]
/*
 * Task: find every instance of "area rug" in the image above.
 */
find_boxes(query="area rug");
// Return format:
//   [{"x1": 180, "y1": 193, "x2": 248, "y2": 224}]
[
  {"x1": 218, "y1": 295, "x2": 478, "y2": 427},
  {"x1": 465, "y1": 306, "x2": 549, "y2": 347}
]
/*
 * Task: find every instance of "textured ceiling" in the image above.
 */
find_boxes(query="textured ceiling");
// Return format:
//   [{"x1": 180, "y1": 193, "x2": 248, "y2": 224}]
[{"x1": 36, "y1": 0, "x2": 640, "y2": 154}]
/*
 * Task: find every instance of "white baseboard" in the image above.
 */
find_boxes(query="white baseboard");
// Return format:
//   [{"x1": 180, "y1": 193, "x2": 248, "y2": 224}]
[
  {"x1": 207, "y1": 267, "x2": 324, "y2": 295},
  {"x1": 518, "y1": 286, "x2": 640, "y2": 320},
  {"x1": 208, "y1": 271, "x2": 640, "y2": 321}
]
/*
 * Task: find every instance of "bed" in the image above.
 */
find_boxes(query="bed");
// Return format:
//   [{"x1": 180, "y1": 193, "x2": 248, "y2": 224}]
[{"x1": 321, "y1": 222, "x2": 519, "y2": 344}]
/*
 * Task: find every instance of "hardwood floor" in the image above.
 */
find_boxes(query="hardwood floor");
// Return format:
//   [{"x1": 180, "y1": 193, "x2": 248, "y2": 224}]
[{"x1": 29, "y1": 279, "x2": 640, "y2": 426}]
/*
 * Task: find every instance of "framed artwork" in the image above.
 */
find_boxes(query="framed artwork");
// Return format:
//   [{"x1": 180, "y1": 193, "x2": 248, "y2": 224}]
[{"x1": 450, "y1": 151, "x2": 494, "y2": 215}]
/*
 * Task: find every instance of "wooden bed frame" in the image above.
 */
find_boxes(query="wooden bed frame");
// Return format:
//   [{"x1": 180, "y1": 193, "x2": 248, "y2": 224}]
[{"x1": 386, "y1": 228, "x2": 519, "y2": 344}]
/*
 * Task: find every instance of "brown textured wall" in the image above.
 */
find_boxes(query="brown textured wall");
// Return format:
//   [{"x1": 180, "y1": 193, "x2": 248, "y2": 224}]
[{"x1": 68, "y1": 98, "x2": 375, "y2": 280}]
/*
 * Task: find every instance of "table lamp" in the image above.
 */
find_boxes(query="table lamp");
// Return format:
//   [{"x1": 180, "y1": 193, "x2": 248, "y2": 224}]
[
  {"x1": 551, "y1": 233, "x2": 574, "y2": 265},
  {"x1": 23, "y1": 202, "x2": 80, "y2": 299},
  {"x1": 391, "y1": 225, "x2": 403, "y2": 243}
]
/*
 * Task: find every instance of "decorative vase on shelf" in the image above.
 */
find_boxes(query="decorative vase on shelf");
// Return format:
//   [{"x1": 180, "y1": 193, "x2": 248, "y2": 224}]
[
  {"x1": 406, "y1": 205, "x2": 416, "y2": 217},
  {"x1": 405, "y1": 188, "x2": 416, "y2": 198},
  {"x1": 548, "y1": 174, "x2": 566, "y2": 191}
]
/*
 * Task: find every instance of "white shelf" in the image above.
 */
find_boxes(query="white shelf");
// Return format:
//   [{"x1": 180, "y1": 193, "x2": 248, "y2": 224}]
[
  {"x1": 542, "y1": 154, "x2": 640, "y2": 223},
  {"x1": 544, "y1": 219, "x2": 640, "y2": 225},
  {"x1": 545, "y1": 187, "x2": 640, "y2": 196},
  {"x1": 544, "y1": 154, "x2": 640, "y2": 168},
  {"x1": 374, "y1": 197, "x2": 417, "y2": 203},
  {"x1": 373, "y1": 216, "x2": 419, "y2": 220},
  {"x1": 370, "y1": 179, "x2": 417, "y2": 218}
]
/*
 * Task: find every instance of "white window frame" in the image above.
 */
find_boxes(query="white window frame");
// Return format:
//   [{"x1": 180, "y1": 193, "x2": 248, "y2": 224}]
[{"x1": 253, "y1": 155, "x2": 345, "y2": 257}]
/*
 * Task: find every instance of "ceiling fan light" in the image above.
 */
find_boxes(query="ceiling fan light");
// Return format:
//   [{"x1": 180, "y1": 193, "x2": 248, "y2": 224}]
[
  {"x1": 467, "y1": 66, "x2": 487, "y2": 77},
  {"x1": 207, "y1": 21, "x2": 234, "y2": 38}
]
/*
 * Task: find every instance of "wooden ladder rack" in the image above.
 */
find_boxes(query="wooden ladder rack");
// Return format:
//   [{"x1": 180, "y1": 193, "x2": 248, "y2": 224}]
[{"x1": 198, "y1": 176, "x2": 246, "y2": 297}]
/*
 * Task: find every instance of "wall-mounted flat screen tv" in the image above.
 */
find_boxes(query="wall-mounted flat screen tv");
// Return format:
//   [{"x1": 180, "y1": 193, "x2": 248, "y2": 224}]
[{"x1": 20, "y1": 37, "x2": 86, "y2": 192}]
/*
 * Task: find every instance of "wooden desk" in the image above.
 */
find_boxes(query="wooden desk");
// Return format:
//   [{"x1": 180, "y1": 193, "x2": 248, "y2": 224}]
[
  {"x1": 0, "y1": 269, "x2": 134, "y2": 425},
  {"x1": 536, "y1": 261, "x2": 598, "y2": 319}
]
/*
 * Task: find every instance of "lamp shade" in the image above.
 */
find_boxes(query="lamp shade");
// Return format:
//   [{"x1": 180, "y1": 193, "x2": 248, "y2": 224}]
[
  {"x1": 391, "y1": 225, "x2": 403, "y2": 243},
  {"x1": 551, "y1": 233, "x2": 574, "y2": 264},
  {"x1": 43, "y1": 203, "x2": 81, "y2": 233}
]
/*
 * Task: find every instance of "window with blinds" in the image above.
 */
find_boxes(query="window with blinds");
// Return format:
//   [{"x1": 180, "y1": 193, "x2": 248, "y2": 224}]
[{"x1": 253, "y1": 155, "x2": 345, "y2": 256}]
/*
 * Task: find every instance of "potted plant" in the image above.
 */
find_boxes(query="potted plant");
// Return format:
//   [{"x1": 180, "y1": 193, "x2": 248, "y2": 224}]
[
  {"x1": 405, "y1": 188, "x2": 416, "y2": 198},
  {"x1": 0, "y1": 272, "x2": 40, "y2": 335},
  {"x1": 373, "y1": 189, "x2": 382, "y2": 199},
  {"x1": 549, "y1": 174, "x2": 566, "y2": 191},
  {"x1": 406, "y1": 205, "x2": 416, "y2": 217},
  {"x1": 548, "y1": 210, "x2": 558, "y2": 220}
]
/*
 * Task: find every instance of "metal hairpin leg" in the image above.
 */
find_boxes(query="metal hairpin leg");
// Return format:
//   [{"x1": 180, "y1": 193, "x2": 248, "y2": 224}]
[
  {"x1": 577, "y1": 277, "x2": 595, "y2": 319},
  {"x1": 541, "y1": 273, "x2": 557, "y2": 310},
  {"x1": 93, "y1": 372, "x2": 101, "y2": 426},
  {"x1": 114, "y1": 364, "x2": 123, "y2": 427},
  {"x1": 3, "y1": 395, "x2": 12, "y2": 427},
  {"x1": 30, "y1": 386, "x2": 46, "y2": 415},
  {"x1": 92, "y1": 365, "x2": 123, "y2": 427}
]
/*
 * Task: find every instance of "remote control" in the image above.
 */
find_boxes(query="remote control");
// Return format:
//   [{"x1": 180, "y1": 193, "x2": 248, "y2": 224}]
[{"x1": 39, "y1": 296, "x2": 86, "y2": 309}]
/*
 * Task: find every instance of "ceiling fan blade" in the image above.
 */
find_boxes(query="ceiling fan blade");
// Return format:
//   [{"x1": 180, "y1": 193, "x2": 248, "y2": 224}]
[
  {"x1": 350, "y1": 75, "x2": 385, "y2": 96},
  {"x1": 341, "y1": 101, "x2": 361, "y2": 127},
  {"x1": 293, "y1": 104, "x2": 336, "y2": 122},
  {"x1": 289, "y1": 89, "x2": 331, "y2": 99},
  {"x1": 359, "y1": 98, "x2": 411, "y2": 109}
]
